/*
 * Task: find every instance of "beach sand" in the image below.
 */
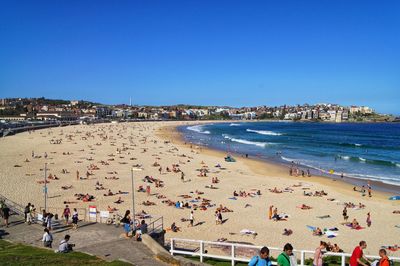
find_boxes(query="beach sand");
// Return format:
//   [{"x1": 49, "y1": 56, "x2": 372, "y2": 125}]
[{"x1": 0, "y1": 121, "x2": 399, "y2": 256}]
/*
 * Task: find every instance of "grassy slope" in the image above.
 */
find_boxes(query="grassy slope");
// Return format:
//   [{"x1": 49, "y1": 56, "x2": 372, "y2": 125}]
[{"x1": 0, "y1": 240, "x2": 130, "y2": 266}]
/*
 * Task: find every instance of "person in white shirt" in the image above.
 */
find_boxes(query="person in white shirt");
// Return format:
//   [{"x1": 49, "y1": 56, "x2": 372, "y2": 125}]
[
  {"x1": 42, "y1": 228, "x2": 53, "y2": 248},
  {"x1": 58, "y1": 234, "x2": 74, "y2": 253},
  {"x1": 188, "y1": 211, "x2": 194, "y2": 227}
]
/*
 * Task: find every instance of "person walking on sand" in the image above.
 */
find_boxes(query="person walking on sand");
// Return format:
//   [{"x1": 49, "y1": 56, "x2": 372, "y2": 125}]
[
  {"x1": 268, "y1": 205, "x2": 273, "y2": 220},
  {"x1": 188, "y1": 211, "x2": 194, "y2": 227},
  {"x1": 181, "y1": 172, "x2": 185, "y2": 182},
  {"x1": 343, "y1": 207, "x2": 348, "y2": 222},
  {"x1": 366, "y1": 212, "x2": 371, "y2": 227},
  {"x1": 349, "y1": 241, "x2": 371, "y2": 266},
  {"x1": 367, "y1": 182, "x2": 372, "y2": 197},
  {"x1": 76, "y1": 170, "x2": 79, "y2": 181}
]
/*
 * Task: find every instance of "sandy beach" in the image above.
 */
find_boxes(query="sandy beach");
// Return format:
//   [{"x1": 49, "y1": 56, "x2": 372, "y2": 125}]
[{"x1": 0, "y1": 121, "x2": 399, "y2": 256}]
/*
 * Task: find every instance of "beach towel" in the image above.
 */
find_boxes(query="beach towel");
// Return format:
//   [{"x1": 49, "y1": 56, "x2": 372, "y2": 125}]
[
  {"x1": 325, "y1": 230, "x2": 338, "y2": 238},
  {"x1": 346, "y1": 224, "x2": 365, "y2": 230},
  {"x1": 240, "y1": 229, "x2": 257, "y2": 235},
  {"x1": 306, "y1": 225, "x2": 316, "y2": 231}
]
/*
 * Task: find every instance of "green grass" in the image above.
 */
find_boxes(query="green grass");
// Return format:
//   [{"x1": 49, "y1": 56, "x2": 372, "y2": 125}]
[{"x1": 0, "y1": 240, "x2": 130, "y2": 266}]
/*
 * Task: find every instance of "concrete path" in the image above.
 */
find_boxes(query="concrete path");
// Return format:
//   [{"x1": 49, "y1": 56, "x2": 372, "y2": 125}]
[{"x1": 0, "y1": 214, "x2": 168, "y2": 266}]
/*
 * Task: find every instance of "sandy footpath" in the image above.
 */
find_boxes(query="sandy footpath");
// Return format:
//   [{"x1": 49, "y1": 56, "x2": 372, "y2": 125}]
[{"x1": 0, "y1": 121, "x2": 399, "y2": 256}]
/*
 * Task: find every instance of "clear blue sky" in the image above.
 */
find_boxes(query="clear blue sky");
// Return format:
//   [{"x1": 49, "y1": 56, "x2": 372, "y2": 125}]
[{"x1": 0, "y1": 1, "x2": 399, "y2": 114}]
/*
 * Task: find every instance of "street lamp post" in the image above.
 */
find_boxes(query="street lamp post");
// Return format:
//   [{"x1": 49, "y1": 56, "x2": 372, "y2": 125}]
[
  {"x1": 44, "y1": 163, "x2": 48, "y2": 212},
  {"x1": 131, "y1": 167, "x2": 142, "y2": 229}
]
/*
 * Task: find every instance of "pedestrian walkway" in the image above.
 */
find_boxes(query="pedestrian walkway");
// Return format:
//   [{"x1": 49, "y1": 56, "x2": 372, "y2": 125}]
[{"x1": 0, "y1": 214, "x2": 167, "y2": 266}]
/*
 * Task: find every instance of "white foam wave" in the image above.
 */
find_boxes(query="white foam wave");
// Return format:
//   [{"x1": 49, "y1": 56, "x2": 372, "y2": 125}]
[
  {"x1": 359, "y1": 157, "x2": 366, "y2": 162},
  {"x1": 223, "y1": 134, "x2": 269, "y2": 148},
  {"x1": 281, "y1": 156, "x2": 400, "y2": 186},
  {"x1": 187, "y1": 125, "x2": 210, "y2": 134},
  {"x1": 229, "y1": 123, "x2": 241, "y2": 126},
  {"x1": 246, "y1": 129, "x2": 282, "y2": 136},
  {"x1": 355, "y1": 143, "x2": 362, "y2": 147}
]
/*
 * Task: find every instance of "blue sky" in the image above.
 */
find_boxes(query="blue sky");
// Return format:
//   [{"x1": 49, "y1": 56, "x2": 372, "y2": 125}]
[{"x1": 0, "y1": 1, "x2": 399, "y2": 114}]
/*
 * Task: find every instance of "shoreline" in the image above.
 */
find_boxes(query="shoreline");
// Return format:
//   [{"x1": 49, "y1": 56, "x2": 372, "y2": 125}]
[{"x1": 158, "y1": 123, "x2": 395, "y2": 201}]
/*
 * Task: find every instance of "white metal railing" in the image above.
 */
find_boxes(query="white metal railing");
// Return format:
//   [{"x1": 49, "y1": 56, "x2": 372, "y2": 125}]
[{"x1": 169, "y1": 238, "x2": 400, "y2": 266}]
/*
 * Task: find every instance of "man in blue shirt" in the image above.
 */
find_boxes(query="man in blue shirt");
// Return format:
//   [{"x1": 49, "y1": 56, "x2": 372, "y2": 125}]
[{"x1": 248, "y1": 246, "x2": 272, "y2": 266}]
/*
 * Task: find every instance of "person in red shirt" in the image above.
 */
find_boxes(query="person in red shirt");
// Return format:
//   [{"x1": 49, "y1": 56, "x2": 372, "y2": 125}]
[
  {"x1": 379, "y1": 249, "x2": 390, "y2": 266},
  {"x1": 349, "y1": 241, "x2": 372, "y2": 266}
]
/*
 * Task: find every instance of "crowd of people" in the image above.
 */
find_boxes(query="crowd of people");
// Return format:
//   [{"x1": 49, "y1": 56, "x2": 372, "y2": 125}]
[{"x1": 248, "y1": 241, "x2": 392, "y2": 266}]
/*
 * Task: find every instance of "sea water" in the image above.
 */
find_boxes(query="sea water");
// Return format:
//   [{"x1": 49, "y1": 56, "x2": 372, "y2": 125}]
[{"x1": 180, "y1": 122, "x2": 400, "y2": 188}]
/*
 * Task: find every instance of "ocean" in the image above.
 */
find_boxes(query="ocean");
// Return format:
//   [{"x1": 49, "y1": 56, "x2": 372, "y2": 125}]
[{"x1": 180, "y1": 122, "x2": 400, "y2": 188}]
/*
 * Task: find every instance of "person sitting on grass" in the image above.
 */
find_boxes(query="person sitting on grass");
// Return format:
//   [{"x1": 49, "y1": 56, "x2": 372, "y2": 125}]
[{"x1": 58, "y1": 234, "x2": 74, "y2": 253}]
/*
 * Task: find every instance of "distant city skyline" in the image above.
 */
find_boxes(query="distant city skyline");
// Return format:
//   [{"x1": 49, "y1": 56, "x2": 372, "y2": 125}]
[{"x1": 1, "y1": 1, "x2": 399, "y2": 114}]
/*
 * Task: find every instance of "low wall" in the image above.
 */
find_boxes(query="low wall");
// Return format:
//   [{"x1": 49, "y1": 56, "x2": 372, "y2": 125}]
[{"x1": 141, "y1": 235, "x2": 209, "y2": 266}]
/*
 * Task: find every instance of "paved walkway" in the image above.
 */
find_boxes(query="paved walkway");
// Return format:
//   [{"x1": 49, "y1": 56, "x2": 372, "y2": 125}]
[{"x1": 0, "y1": 214, "x2": 168, "y2": 266}]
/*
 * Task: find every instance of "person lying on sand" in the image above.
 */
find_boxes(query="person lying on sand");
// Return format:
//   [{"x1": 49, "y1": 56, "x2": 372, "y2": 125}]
[
  {"x1": 269, "y1": 187, "x2": 283, "y2": 193},
  {"x1": 393, "y1": 210, "x2": 400, "y2": 214},
  {"x1": 105, "y1": 176, "x2": 119, "y2": 180},
  {"x1": 313, "y1": 227, "x2": 323, "y2": 236},
  {"x1": 61, "y1": 185, "x2": 73, "y2": 190},
  {"x1": 142, "y1": 200, "x2": 156, "y2": 206},
  {"x1": 211, "y1": 177, "x2": 219, "y2": 184},
  {"x1": 205, "y1": 184, "x2": 218, "y2": 189},
  {"x1": 283, "y1": 228, "x2": 293, "y2": 236},
  {"x1": 114, "y1": 197, "x2": 123, "y2": 204},
  {"x1": 63, "y1": 201, "x2": 77, "y2": 204},
  {"x1": 104, "y1": 189, "x2": 114, "y2": 196},
  {"x1": 107, "y1": 206, "x2": 117, "y2": 212},
  {"x1": 298, "y1": 204, "x2": 312, "y2": 210}
]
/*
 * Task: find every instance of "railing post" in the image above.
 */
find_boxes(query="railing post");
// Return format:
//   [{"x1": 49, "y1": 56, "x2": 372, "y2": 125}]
[
  {"x1": 200, "y1": 240, "x2": 204, "y2": 262},
  {"x1": 341, "y1": 254, "x2": 346, "y2": 266},
  {"x1": 170, "y1": 239, "x2": 174, "y2": 255},
  {"x1": 231, "y1": 244, "x2": 235, "y2": 266},
  {"x1": 300, "y1": 251, "x2": 305, "y2": 266}
]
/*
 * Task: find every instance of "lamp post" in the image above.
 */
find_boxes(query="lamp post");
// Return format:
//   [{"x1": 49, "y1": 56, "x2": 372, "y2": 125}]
[
  {"x1": 131, "y1": 167, "x2": 142, "y2": 229},
  {"x1": 44, "y1": 163, "x2": 48, "y2": 212}
]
